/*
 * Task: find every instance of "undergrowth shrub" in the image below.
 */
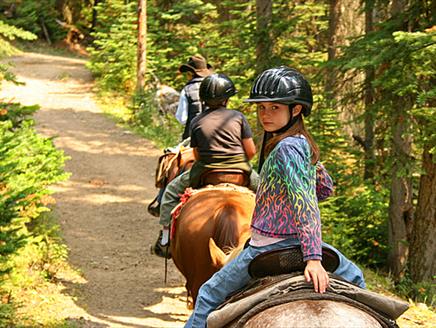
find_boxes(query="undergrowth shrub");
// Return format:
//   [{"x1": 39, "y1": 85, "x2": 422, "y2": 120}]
[
  {"x1": 131, "y1": 91, "x2": 182, "y2": 147},
  {"x1": 0, "y1": 102, "x2": 69, "y2": 325},
  {"x1": 1, "y1": 0, "x2": 65, "y2": 43},
  {"x1": 87, "y1": 0, "x2": 137, "y2": 92},
  {"x1": 395, "y1": 274, "x2": 436, "y2": 307},
  {"x1": 321, "y1": 183, "x2": 389, "y2": 267},
  {"x1": 0, "y1": 19, "x2": 37, "y2": 58}
]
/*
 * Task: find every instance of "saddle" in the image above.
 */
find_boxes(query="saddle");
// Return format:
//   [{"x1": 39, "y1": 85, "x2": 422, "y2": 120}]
[
  {"x1": 154, "y1": 147, "x2": 195, "y2": 188},
  {"x1": 248, "y1": 246, "x2": 340, "y2": 279},
  {"x1": 199, "y1": 168, "x2": 249, "y2": 188}
]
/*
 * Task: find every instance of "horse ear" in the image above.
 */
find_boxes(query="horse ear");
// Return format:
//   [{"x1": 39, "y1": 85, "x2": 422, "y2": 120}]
[{"x1": 209, "y1": 238, "x2": 227, "y2": 268}]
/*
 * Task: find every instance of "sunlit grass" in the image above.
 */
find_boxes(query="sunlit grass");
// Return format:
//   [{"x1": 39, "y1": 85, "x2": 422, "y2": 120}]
[{"x1": 1, "y1": 212, "x2": 85, "y2": 327}]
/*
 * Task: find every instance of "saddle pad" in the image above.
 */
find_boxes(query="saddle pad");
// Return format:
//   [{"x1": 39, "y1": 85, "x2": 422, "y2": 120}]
[{"x1": 248, "y1": 246, "x2": 340, "y2": 279}]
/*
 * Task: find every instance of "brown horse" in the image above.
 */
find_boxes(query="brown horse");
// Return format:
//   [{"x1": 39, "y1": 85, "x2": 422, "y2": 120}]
[
  {"x1": 154, "y1": 146, "x2": 195, "y2": 189},
  {"x1": 170, "y1": 185, "x2": 255, "y2": 307},
  {"x1": 148, "y1": 146, "x2": 195, "y2": 216}
]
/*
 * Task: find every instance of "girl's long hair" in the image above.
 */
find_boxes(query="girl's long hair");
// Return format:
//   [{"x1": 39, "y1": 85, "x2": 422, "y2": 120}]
[{"x1": 264, "y1": 116, "x2": 319, "y2": 164}]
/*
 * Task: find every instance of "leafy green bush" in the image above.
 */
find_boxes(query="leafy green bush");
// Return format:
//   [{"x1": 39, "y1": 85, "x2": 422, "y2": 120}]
[
  {"x1": 131, "y1": 91, "x2": 182, "y2": 147},
  {"x1": 0, "y1": 102, "x2": 70, "y2": 326},
  {"x1": 1, "y1": 1, "x2": 65, "y2": 43},
  {"x1": 0, "y1": 101, "x2": 38, "y2": 127},
  {"x1": 0, "y1": 102, "x2": 69, "y2": 278},
  {"x1": 321, "y1": 183, "x2": 389, "y2": 267},
  {"x1": 87, "y1": 0, "x2": 137, "y2": 92},
  {"x1": 0, "y1": 19, "x2": 37, "y2": 89},
  {"x1": 396, "y1": 273, "x2": 436, "y2": 307},
  {"x1": 0, "y1": 20, "x2": 37, "y2": 57}
]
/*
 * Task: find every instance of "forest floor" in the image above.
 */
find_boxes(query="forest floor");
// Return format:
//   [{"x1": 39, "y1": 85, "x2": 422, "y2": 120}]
[
  {"x1": 0, "y1": 50, "x2": 434, "y2": 328},
  {"x1": 1, "y1": 51, "x2": 190, "y2": 327}
]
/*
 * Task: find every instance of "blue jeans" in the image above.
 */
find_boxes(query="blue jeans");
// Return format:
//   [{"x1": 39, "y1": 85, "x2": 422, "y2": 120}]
[{"x1": 185, "y1": 238, "x2": 365, "y2": 328}]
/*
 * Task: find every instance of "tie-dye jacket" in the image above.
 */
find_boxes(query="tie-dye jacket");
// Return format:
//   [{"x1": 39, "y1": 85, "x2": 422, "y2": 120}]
[{"x1": 251, "y1": 136, "x2": 332, "y2": 261}]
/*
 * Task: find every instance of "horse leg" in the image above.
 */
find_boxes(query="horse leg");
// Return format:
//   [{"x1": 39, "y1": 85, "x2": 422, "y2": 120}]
[{"x1": 186, "y1": 287, "x2": 194, "y2": 310}]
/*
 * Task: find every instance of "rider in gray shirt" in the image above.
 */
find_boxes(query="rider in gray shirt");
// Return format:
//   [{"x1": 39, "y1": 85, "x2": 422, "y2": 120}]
[{"x1": 153, "y1": 73, "x2": 258, "y2": 258}]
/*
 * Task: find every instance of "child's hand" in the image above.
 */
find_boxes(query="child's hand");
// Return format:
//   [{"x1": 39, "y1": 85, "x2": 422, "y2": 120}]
[{"x1": 304, "y1": 260, "x2": 329, "y2": 293}]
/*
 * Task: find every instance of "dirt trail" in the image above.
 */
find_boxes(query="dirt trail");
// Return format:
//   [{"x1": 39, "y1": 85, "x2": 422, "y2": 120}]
[{"x1": 0, "y1": 52, "x2": 190, "y2": 327}]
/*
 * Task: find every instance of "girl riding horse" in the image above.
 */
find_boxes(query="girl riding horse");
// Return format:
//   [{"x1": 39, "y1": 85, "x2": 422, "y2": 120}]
[{"x1": 185, "y1": 66, "x2": 366, "y2": 328}]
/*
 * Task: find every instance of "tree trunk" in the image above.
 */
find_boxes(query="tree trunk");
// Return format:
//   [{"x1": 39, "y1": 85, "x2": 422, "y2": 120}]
[
  {"x1": 325, "y1": 0, "x2": 364, "y2": 139},
  {"x1": 387, "y1": 96, "x2": 414, "y2": 280},
  {"x1": 255, "y1": 0, "x2": 272, "y2": 75},
  {"x1": 409, "y1": 144, "x2": 436, "y2": 282},
  {"x1": 386, "y1": 0, "x2": 415, "y2": 282},
  {"x1": 325, "y1": 0, "x2": 340, "y2": 98},
  {"x1": 137, "y1": 0, "x2": 147, "y2": 93},
  {"x1": 90, "y1": 0, "x2": 101, "y2": 33},
  {"x1": 362, "y1": 1, "x2": 376, "y2": 180}
]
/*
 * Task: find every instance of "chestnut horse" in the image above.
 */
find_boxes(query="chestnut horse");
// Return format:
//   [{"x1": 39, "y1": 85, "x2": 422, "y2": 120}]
[
  {"x1": 170, "y1": 185, "x2": 255, "y2": 307},
  {"x1": 154, "y1": 146, "x2": 195, "y2": 189}
]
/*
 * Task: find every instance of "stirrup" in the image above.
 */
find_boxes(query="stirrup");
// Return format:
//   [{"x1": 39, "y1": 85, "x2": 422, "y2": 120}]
[
  {"x1": 152, "y1": 231, "x2": 171, "y2": 259},
  {"x1": 147, "y1": 196, "x2": 160, "y2": 217}
]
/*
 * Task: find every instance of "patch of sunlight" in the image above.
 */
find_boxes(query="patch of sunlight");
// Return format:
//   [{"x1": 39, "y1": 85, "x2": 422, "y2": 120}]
[
  {"x1": 49, "y1": 184, "x2": 74, "y2": 193},
  {"x1": 18, "y1": 51, "x2": 88, "y2": 64},
  {"x1": 154, "y1": 286, "x2": 187, "y2": 295},
  {"x1": 397, "y1": 302, "x2": 436, "y2": 328},
  {"x1": 71, "y1": 181, "x2": 147, "y2": 191},
  {"x1": 103, "y1": 314, "x2": 186, "y2": 328},
  {"x1": 56, "y1": 136, "x2": 152, "y2": 156},
  {"x1": 74, "y1": 193, "x2": 138, "y2": 204},
  {"x1": 136, "y1": 287, "x2": 190, "y2": 327}
]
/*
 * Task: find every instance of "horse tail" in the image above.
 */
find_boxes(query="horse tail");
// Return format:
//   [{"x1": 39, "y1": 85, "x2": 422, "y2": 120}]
[
  {"x1": 212, "y1": 203, "x2": 251, "y2": 261},
  {"x1": 225, "y1": 230, "x2": 250, "y2": 263},
  {"x1": 213, "y1": 204, "x2": 240, "y2": 252}
]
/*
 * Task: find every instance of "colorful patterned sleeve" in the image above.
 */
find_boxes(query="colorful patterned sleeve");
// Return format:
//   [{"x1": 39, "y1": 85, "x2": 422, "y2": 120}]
[
  {"x1": 275, "y1": 140, "x2": 322, "y2": 261},
  {"x1": 316, "y1": 162, "x2": 334, "y2": 201}
]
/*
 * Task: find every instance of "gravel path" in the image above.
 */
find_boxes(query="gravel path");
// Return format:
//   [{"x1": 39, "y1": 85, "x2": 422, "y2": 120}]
[{"x1": 1, "y1": 51, "x2": 190, "y2": 327}]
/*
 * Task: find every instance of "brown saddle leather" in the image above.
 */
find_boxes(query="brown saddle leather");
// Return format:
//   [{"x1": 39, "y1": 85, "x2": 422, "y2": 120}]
[
  {"x1": 248, "y1": 246, "x2": 340, "y2": 279},
  {"x1": 199, "y1": 169, "x2": 249, "y2": 187}
]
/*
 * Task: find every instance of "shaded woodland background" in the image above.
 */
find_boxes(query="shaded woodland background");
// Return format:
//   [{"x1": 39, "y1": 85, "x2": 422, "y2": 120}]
[{"x1": 0, "y1": 0, "x2": 434, "y2": 322}]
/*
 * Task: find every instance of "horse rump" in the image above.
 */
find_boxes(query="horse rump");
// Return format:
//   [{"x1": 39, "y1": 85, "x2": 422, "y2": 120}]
[
  {"x1": 207, "y1": 274, "x2": 408, "y2": 328},
  {"x1": 170, "y1": 186, "x2": 255, "y2": 305}
]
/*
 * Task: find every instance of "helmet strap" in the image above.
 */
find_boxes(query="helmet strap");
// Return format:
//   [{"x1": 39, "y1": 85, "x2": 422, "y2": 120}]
[
  {"x1": 271, "y1": 105, "x2": 299, "y2": 134},
  {"x1": 258, "y1": 131, "x2": 272, "y2": 172}
]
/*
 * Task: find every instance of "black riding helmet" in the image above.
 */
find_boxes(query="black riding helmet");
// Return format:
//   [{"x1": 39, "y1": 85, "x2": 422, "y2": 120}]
[
  {"x1": 199, "y1": 73, "x2": 237, "y2": 107},
  {"x1": 246, "y1": 66, "x2": 313, "y2": 171},
  {"x1": 244, "y1": 66, "x2": 313, "y2": 116}
]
